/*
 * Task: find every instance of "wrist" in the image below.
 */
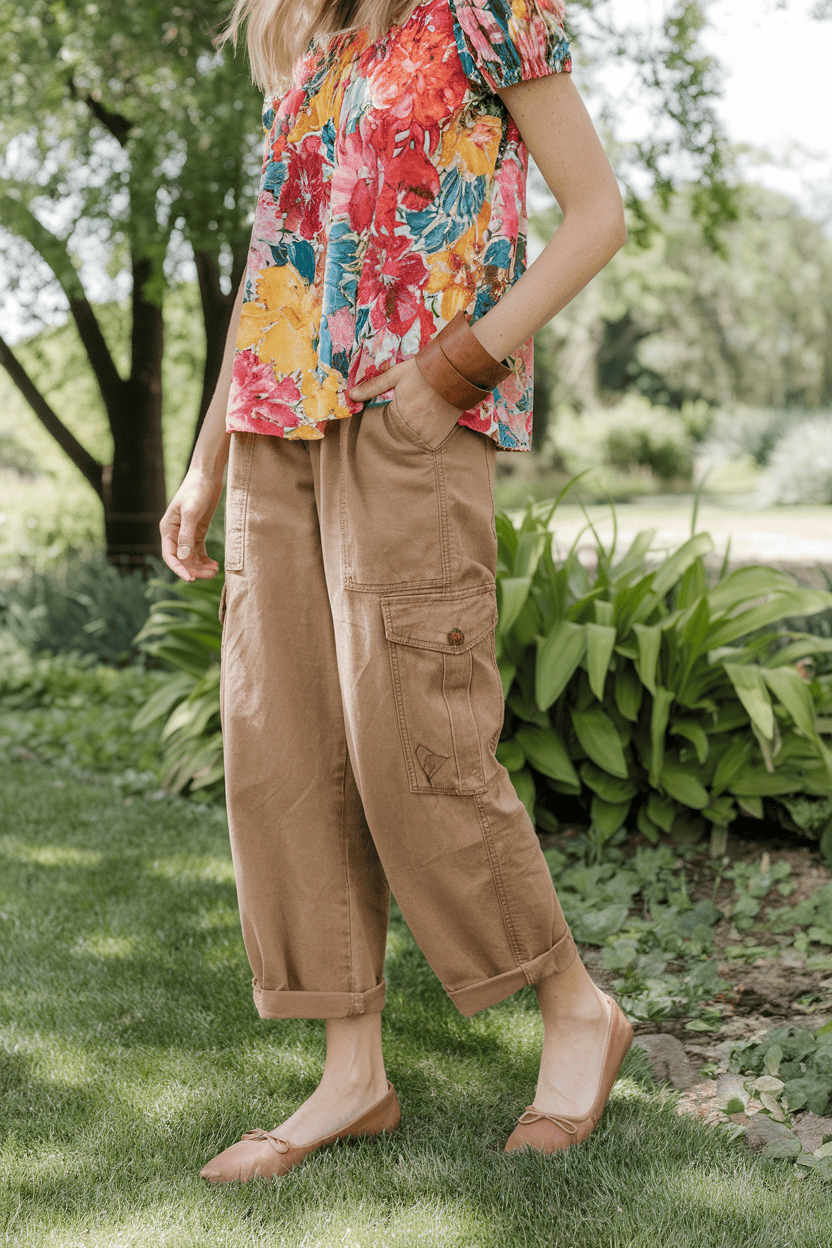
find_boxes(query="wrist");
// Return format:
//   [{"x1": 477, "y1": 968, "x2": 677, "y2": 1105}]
[
  {"x1": 414, "y1": 310, "x2": 513, "y2": 410},
  {"x1": 189, "y1": 425, "x2": 230, "y2": 483}
]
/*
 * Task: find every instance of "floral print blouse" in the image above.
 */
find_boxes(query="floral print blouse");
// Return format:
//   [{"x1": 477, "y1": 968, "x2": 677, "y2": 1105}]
[{"x1": 226, "y1": 0, "x2": 572, "y2": 452}]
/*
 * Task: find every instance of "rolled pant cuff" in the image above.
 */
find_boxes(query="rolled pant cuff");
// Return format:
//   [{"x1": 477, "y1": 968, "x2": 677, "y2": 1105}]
[
  {"x1": 445, "y1": 927, "x2": 578, "y2": 1018},
  {"x1": 252, "y1": 976, "x2": 386, "y2": 1019}
]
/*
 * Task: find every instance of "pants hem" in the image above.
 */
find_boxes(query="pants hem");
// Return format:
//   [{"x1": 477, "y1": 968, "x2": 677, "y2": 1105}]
[
  {"x1": 445, "y1": 927, "x2": 578, "y2": 1017},
  {"x1": 252, "y1": 976, "x2": 386, "y2": 1019}
]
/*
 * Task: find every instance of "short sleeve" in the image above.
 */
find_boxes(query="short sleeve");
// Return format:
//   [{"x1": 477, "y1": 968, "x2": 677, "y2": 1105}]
[{"x1": 448, "y1": 0, "x2": 571, "y2": 94}]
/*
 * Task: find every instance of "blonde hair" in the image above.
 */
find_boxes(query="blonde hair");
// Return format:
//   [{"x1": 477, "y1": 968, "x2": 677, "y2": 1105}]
[{"x1": 218, "y1": 1, "x2": 422, "y2": 95}]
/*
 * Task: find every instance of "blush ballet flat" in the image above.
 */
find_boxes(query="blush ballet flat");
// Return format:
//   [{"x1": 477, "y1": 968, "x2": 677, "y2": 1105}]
[
  {"x1": 200, "y1": 1080, "x2": 401, "y2": 1183},
  {"x1": 504, "y1": 993, "x2": 633, "y2": 1155}
]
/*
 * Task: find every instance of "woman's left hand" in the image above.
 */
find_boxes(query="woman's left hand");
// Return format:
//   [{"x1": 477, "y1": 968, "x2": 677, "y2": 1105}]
[{"x1": 349, "y1": 357, "x2": 465, "y2": 451}]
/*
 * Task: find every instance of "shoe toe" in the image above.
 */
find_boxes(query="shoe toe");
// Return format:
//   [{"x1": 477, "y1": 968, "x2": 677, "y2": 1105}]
[
  {"x1": 504, "y1": 1119, "x2": 579, "y2": 1155},
  {"x1": 200, "y1": 1139, "x2": 282, "y2": 1184}
]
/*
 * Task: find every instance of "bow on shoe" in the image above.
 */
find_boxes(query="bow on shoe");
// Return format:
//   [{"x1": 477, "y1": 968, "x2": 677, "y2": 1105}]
[
  {"x1": 239, "y1": 1128, "x2": 291, "y2": 1154},
  {"x1": 517, "y1": 1108, "x2": 579, "y2": 1136}
]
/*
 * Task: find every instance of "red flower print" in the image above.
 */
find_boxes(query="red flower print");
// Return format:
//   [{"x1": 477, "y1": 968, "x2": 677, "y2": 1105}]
[
  {"x1": 228, "y1": 349, "x2": 302, "y2": 430},
  {"x1": 277, "y1": 135, "x2": 326, "y2": 240}
]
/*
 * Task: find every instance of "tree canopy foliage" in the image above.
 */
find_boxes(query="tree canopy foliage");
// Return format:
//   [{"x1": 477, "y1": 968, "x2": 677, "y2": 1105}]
[{"x1": 0, "y1": 0, "x2": 812, "y2": 560}]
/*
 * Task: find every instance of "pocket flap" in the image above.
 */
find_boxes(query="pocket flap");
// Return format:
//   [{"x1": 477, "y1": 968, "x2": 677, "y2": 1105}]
[{"x1": 380, "y1": 586, "x2": 497, "y2": 653}]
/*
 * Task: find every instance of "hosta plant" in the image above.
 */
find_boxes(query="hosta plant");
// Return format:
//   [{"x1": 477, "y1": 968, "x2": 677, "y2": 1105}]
[
  {"x1": 131, "y1": 573, "x2": 224, "y2": 795},
  {"x1": 495, "y1": 494, "x2": 832, "y2": 862}
]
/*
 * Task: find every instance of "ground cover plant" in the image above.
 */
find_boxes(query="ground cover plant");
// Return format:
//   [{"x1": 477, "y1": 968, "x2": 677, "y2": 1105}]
[
  {"x1": 0, "y1": 632, "x2": 167, "y2": 781},
  {"x1": 2, "y1": 758, "x2": 832, "y2": 1248}
]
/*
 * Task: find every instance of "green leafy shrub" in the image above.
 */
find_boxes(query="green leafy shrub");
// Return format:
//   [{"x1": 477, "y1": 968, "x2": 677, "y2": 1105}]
[
  {"x1": 132, "y1": 573, "x2": 224, "y2": 796},
  {"x1": 495, "y1": 493, "x2": 832, "y2": 862},
  {"x1": 547, "y1": 395, "x2": 694, "y2": 487},
  {"x1": 761, "y1": 413, "x2": 832, "y2": 505},
  {"x1": 605, "y1": 425, "x2": 692, "y2": 482},
  {"x1": 0, "y1": 634, "x2": 166, "y2": 776},
  {"x1": 697, "y1": 405, "x2": 800, "y2": 470},
  {"x1": 0, "y1": 551, "x2": 171, "y2": 665}
]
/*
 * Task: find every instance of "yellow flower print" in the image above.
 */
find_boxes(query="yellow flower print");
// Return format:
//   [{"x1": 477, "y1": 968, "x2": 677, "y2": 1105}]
[
  {"x1": 290, "y1": 40, "x2": 354, "y2": 143},
  {"x1": 425, "y1": 198, "x2": 492, "y2": 322},
  {"x1": 237, "y1": 266, "x2": 318, "y2": 377},
  {"x1": 439, "y1": 115, "x2": 501, "y2": 178}
]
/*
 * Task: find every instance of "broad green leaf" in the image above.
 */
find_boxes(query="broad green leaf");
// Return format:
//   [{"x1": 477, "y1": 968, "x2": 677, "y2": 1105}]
[
  {"x1": 495, "y1": 512, "x2": 519, "y2": 567},
  {"x1": 579, "y1": 761, "x2": 638, "y2": 802},
  {"x1": 496, "y1": 576, "x2": 533, "y2": 637},
  {"x1": 766, "y1": 636, "x2": 832, "y2": 668},
  {"x1": 633, "y1": 623, "x2": 662, "y2": 695},
  {"x1": 594, "y1": 599, "x2": 614, "y2": 626},
  {"x1": 728, "y1": 766, "x2": 808, "y2": 797},
  {"x1": 647, "y1": 790, "x2": 677, "y2": 833},
  {"x1": 676, "y1": 557, "x2": 707, "y2": 609},
  {"x1": 650, "y1": 686, "x2": 674, "y2": 788},
  {"x1": 707, "y1": 589, "x2": 832, "y2": 649},
  {"x1": 724, "y1": 663, "x2": 775, "y2": 740},
  {"x1": 591, "y1": 795, "x2": 631, "y2": 837},
  {"x1": 513, "y1": 531, "x2": 547, "y2": 580},
  {"x1": 736, "y1": 795, "x2": 763, "y2": 818},
  {"x1": 535, "y1": 620, "x2": 586, "y2": 711},
  {"x1": 707, "y1": 566, "x2": 810, "y2": 613},
  {"x1": 497, "y1": 657, "x2": 517, "y2": 699},
  {"x1": 651, "y1": 532, "x2": 715, "y2": 598},
  {"x1": 660, "y1": 761, "x2": 710, "y2": 809},
  {"x1": 515, "y1": 725, "x2": 580, "y2": 789},
  {"x1": 131, "y1": 673, "x2": 194, "y2": 730},
  {"x1": 586, "y1": 623, "x2": 617, "y2": 702},
  {"x1": 670, "y1": 718, "x2": 709, "y2": 764},
  {"x1": 512, "y1": 594, "x2": 545, "y2": 648},
  {"x1": 762, "y1": 666, "x2": 825, "y2": 752},
  {"x1": 611, "y1": 527, "x2": 657, "y2": 582},
  {"x1": 614, "y1": 663, "x2": 643, "y2": 722},
  {"x1": 571, "y1": 706, "x2": 629, "y2": 779},
  {"x1": 495, "y1": 738, "x2": 525, "y2": 772},
  {"x1": 572, "y1": 904, "x2": 630, "y2": 943},
  {"x1": 702, "y1": 794, "x2": 735, "y2": 824},
  {"x1": 674, "y1": 595, "x2": 712, "y2": 677},
  {"x1": 509, "y1": 767, "x2": 536, "y2": 820},
  {"x1": 637, "y1": 805, "x2": 661, "y2": 843},
  {"x1": 711, "y1": 736, "x2": 754, "y2": 795},
  {"x1": 705, "y1": 703, "x2": 750, "y2": 735}
]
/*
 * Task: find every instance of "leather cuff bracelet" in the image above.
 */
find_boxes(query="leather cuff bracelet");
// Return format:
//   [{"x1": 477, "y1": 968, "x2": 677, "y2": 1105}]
[{"x1": 414, "y1": 309, "x2": 513, "y2": 410}]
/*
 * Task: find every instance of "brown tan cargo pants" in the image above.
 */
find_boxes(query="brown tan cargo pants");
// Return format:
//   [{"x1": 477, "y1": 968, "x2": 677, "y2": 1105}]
[{"x1": 219, "y1": 400, "x2": 577, "y2": 1020}]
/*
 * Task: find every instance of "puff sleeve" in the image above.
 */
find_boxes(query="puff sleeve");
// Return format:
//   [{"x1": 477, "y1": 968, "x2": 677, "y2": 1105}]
[{"x1": 448, "y1": 0, "x2": 572, "y2": 94}]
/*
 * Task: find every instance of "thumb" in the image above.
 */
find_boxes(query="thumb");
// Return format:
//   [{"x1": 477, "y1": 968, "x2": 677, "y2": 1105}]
[{"x1": 177, "y1": 511, "x2": 197, "y2": 561}]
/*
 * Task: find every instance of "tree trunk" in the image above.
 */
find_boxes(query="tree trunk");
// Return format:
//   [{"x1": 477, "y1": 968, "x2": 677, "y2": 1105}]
[
  {"x1": 102, "y1": 256, "x2": 167, "y2": 569},
  {"x1": 189, "y1": 245, "x2": 248, "y2": 461}
]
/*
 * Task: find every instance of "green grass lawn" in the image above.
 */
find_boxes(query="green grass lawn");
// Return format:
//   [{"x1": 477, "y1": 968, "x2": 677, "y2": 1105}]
[{"x1": 1, "y1": 761, "x2": 830, "y2": 1248}]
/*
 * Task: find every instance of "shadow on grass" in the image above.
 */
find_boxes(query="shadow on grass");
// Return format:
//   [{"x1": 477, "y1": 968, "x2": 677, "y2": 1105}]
[{"x1": 2, "y1": 761, "x2": 829, "y2": 1246}]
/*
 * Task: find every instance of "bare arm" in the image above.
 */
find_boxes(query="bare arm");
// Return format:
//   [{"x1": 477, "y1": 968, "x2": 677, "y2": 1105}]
[
  {"x1": 469, "y1": 72, "x2": 627, "y2": 362},
  {"x1": 159, "y1": 272, "x2": 246, "y2": 580}
]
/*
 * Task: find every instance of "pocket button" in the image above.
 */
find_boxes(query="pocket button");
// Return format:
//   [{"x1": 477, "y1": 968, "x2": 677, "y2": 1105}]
[{"x1": 447, "y1": 628, "x2": 465, "y2": 646}]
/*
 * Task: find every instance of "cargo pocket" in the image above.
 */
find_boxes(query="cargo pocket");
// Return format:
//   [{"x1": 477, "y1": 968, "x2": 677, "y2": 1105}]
[{"x1": 380, "y1": 584, "x2": 501, "y2": 795}]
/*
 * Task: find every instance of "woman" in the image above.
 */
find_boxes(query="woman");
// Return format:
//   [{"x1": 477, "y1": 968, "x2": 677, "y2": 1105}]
[{"x1": 160, "y1": 0, "x2": 632, "y2": 1184}]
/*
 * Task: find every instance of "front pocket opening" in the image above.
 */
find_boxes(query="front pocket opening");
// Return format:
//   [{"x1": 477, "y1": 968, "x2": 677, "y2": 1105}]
[{"x1": 381, "y1": 586, "x2": 499, "y2": 795}]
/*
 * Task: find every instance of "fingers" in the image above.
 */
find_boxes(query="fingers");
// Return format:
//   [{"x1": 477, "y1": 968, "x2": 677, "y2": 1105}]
[{"x1": 160, "y1": 506, "x2": 218, "y2": 582}]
